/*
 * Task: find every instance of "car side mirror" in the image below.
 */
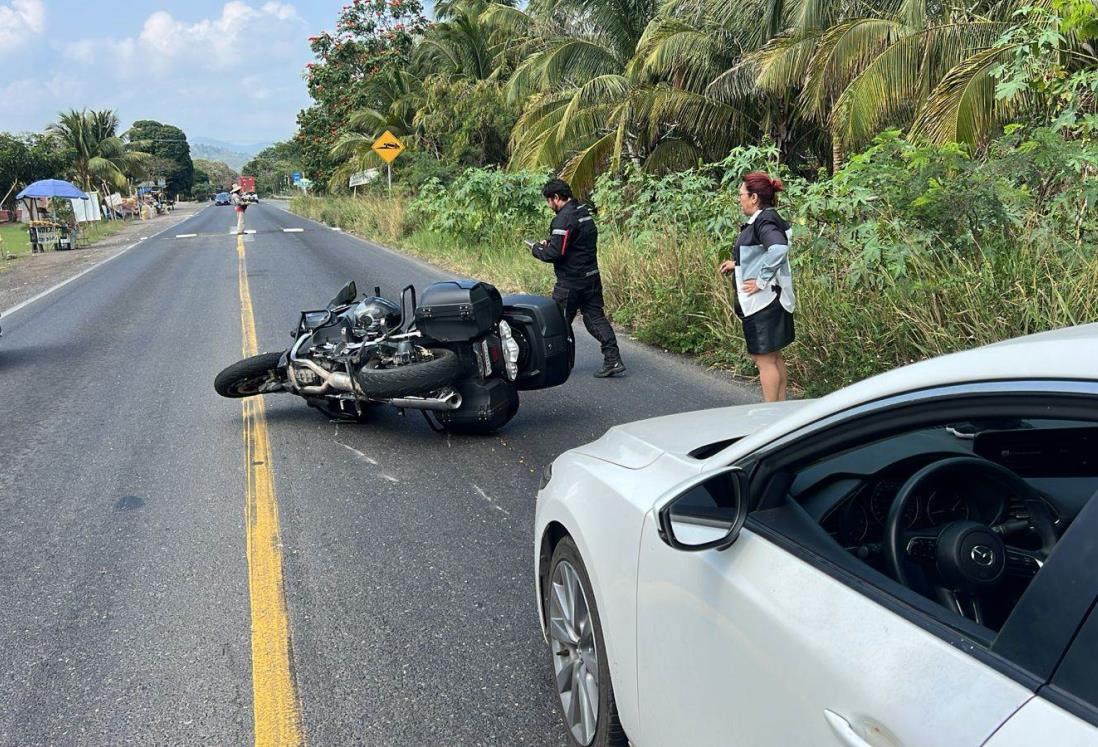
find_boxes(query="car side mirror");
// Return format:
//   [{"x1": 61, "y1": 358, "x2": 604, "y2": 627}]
[{"x1": 658, "y1": 466, "x2": 749, "y2": 552}]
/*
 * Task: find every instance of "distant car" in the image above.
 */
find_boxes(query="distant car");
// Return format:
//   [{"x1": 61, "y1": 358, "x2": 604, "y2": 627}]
[
  {"x1": 535, "y1": 324, "x2": 1098, "y2": 747},
  {"x1": 243, "y1": 192, "x2": 259, "y2": 204},
  {"x1": 214, "y1": 192, "x2": 231, "y2": 206}
]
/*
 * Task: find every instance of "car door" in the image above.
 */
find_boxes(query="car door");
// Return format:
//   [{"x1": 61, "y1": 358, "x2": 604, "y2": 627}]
[
  {"x1": 984, "y1": 508, "x2": 1098, "y2": 746},
  {"x1": 634, "y1": 387, "x2": 1098, "y2": 747},
  {"x1": 635, "y1": 517, "x2": 1033, "y2": 746}
]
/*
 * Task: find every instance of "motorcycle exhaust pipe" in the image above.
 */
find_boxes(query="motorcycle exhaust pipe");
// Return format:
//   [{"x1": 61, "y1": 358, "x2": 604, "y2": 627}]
[
  {"x1": 386, "y1": 391, "x2": 463, "y2": 411},
  {"x1": 291, "y1": 359, "x2": 355, "y2": 395},
  {"x1": 292, "y1": 357, "x2": 462, "y2": 412}
]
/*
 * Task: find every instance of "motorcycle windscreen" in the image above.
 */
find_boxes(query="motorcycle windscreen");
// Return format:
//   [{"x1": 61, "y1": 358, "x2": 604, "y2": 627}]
[{"x1": 327, "y1": 281, "x2": 358, "y2": 309}]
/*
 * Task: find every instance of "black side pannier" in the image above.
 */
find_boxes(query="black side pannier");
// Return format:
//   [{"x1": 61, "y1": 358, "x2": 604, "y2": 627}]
[
  {"x1": 437, "y1": 378, "x2": 519, "y2": 433},
  {"x1": 502, "y1": 294, "x2": 575, "y2": 390},
  {"x1": 415, "y1": 280, "x2": 503, "y2": 342}
]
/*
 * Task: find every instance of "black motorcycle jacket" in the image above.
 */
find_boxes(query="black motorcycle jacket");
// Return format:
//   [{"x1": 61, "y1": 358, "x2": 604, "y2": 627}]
[{"x1": 531, "y1": 200, "x2": 599, "y2": 287}]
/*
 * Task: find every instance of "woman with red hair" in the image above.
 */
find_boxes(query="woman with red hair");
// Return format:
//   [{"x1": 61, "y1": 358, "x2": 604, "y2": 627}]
[{"x1": 718, "y1": 171, "x2": 795, "y2": 401}]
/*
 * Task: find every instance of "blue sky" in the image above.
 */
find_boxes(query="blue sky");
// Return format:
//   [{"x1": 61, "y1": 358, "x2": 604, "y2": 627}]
[{"x1": 0, "y1": 1, "x2": 423, "y2": 146}]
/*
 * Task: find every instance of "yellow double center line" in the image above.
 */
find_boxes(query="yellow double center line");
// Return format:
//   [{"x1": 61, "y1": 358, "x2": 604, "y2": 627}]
[{"x1": 236, "y1": 235, "x2": 303, "y2": 745}]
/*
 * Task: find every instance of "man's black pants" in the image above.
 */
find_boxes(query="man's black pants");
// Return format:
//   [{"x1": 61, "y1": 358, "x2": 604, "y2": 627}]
[{"x1": 552, "y1": 280, "x2": 621, "y2": 363}]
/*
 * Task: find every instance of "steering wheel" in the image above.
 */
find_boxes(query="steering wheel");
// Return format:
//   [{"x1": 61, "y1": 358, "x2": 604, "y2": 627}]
[{"x1": 883, "y1": 456, "x2": 1057, "y2": 626}]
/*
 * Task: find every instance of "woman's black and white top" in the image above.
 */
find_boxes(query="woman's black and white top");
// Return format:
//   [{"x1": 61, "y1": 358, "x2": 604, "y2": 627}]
[{"x1": 733, "y1": 208, "x2": 795, "y2": 317}]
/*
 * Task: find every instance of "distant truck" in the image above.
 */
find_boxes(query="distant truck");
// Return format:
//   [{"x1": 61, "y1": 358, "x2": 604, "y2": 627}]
[{"x1": 238, "y1": 175, "x2": 258, "y2": 204}]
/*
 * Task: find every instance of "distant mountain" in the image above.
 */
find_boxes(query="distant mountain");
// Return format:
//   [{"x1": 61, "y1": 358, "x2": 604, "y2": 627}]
[{"x1": 190, "y1": 137, "x2": 277, "y2": 170}]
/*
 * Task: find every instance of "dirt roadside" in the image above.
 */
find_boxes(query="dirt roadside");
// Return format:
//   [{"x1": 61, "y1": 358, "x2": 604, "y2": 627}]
[{"x1": 0, "y1": 201, "x2": 208, "y2": 312}]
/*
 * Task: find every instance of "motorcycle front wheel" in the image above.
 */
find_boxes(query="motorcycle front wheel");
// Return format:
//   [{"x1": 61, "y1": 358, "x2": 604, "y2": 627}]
[{"x1": 214, "y1": 352, "x2": 286, "y2": 398}]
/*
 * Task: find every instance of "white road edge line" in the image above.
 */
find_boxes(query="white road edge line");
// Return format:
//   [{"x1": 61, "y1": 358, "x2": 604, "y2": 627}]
[{"x1": 1, "y1": 206, "x2": 211, "y2": 320}]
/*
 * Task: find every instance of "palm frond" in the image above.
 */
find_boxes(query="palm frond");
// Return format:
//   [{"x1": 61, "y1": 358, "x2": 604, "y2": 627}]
[
  {"x1": 831, "y1": 22, "x2": 1007, "y2": 147},
  {"x1": 910, "y1": 43, "x2": 1029, "y2": 145},
  {"x1": 635, "y1": 18, "x2": 729, "y2": 91},
  {"x1": 510, "y1": 93, "x2": 574, "y2": 167},
  {"x1": 706, "y1": 59, "x2": 762, "y2": 104},
  {"x1": 643, "y1": 137, "x2": 703, "y2": 172},
  {"x1": 560, "y1": 131, "x2": 618, "y2": 195},
  {"x1": 752, "y1": 29, "x2": 824, "y2": 95},
  {"x1": 800, "y1": 18, "x2": 908, "y2": 124}
]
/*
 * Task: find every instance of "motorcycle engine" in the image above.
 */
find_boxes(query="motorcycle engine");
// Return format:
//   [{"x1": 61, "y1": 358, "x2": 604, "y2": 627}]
[{"x1": 373, "y1": 341, "x2": 427, "y2": 368}]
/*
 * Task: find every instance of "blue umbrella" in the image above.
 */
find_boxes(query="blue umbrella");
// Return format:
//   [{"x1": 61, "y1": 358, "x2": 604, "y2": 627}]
[{"x1": 17, "y1": 179, "x2": 89, "y2": 200}]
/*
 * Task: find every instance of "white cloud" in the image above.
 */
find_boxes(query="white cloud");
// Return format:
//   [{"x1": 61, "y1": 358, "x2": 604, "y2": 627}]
[
  {"x1": 0, "y1": 0, "x2": 45, "y2": 54},
  {"x1": 0, "y1": 74, "x2": 82, "y2": 125},
  {"x1": 65, "y1": 2, "x2": 305, "y2": 74},
  {"x1": 47, "y1": 1, "x2": 312, "y2": 140}
]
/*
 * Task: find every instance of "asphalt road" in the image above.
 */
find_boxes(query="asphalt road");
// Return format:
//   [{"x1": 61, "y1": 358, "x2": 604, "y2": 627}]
[{"x1": 0, "y1": 202, "x2": 756, "y2": 745}]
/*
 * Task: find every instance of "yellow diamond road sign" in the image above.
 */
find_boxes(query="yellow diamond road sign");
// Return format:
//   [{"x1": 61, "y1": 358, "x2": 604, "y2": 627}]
[{"x1": 372, "y1": 131, "x2": 405, "y2": 164}]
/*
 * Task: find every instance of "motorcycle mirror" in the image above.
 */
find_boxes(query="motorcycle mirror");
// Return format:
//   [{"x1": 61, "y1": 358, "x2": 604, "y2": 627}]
[
  {"x1": 399, "y1": 284, "x2": 417, "y2": 332},
  {"x1": 327, "y1": 281, "x2": 358, "y2": 309}
]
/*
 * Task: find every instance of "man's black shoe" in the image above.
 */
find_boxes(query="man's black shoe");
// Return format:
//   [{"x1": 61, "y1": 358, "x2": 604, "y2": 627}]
[{"x1": 594, "y1": 360, "x2": 626, "y2": 378}]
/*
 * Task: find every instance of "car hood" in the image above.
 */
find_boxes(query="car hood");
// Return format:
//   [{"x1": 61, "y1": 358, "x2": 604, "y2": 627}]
[{"x1": 574, "y1": 400, "x2": 810, "y2": 469}]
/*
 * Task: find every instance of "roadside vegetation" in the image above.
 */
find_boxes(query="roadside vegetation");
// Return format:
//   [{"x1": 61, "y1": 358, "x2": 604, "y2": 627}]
[
  {"x1": 284, "y1": 0, "x2": 1097, "y2": 394},
  {"x1": 294, "y1": 125, "x2": 1098, "y2": 394}
]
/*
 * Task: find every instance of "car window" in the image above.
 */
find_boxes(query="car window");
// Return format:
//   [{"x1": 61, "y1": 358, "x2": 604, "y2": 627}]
[
  {"x1": 1048, "y1": 607, "x2": 1098, "y2": 723},
  {"x1": 788, "y1": 418, "x2": 1097, "y2": 633}
]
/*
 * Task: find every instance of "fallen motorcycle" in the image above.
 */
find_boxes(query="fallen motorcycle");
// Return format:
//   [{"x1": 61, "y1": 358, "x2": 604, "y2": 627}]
[{"x1": 214, "y1": 278, "x2": 574, "y2": 433}]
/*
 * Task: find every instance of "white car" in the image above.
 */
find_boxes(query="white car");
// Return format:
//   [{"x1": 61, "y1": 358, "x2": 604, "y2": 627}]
[{"x1": 535, "y1": 324, "x2": 1098, "y2": 747}]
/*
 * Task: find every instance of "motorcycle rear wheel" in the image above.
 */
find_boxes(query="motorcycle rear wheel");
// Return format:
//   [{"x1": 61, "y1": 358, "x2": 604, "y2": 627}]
[
  {"x1": 355, "y1": 347, "x2": 462, "y2": 399},
  {"x1": 214, "y1": 352, "x2": 285, "y2": 398}
]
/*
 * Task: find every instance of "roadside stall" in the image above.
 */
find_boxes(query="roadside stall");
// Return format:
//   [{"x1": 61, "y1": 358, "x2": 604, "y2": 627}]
[{"x1": 16, "y1": 179, "x2": 90, "y2": 252}]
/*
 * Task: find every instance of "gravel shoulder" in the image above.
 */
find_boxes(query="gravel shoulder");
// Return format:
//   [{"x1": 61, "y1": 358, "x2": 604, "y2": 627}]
[{"x1": 0, "y1": 202, "x2": 208, "y2": 311}]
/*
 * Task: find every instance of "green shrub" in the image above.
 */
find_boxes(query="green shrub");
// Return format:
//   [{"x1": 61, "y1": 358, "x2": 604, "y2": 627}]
[
  {"x1": 292, "y1": 126, "x2": 1097, "y2": 396},
  {"x1": 408, "y1": 168, "x2": 549, "y2": 243}
]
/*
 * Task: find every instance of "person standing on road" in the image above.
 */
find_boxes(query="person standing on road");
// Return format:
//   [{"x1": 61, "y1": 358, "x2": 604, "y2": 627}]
[
  {"x1": 531, "y1": 178, "x2": 626, "y2": 378},
  {"x1": 231, "y1": 183, "x2": 247, "y2": 235},
  {"x1": 718, "y1": 171, "x2": 795, "y2": 401}
]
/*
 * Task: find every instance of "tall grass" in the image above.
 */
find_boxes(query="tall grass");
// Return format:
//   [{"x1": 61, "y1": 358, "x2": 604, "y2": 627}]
[{"x1": 292, "y1": 195, "x2": 1098, "y2": 396}]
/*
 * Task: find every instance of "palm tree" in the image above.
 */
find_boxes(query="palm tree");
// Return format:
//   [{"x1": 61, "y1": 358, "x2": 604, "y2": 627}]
[
  {"x1": 330, "y1": 0, "x2": 519, "y2": 185},
  {"x1": 415, "y1": 0, "x2": 511, "y2": 82},
  {"x1": 48, "y1": 109, "x2": 149, "y2": 191},
  {"x1": 492, "y1": 0, "x2": 733, "y2": 192},
  {"x1": 642, "y1": 0, "x2": 1061, "y2": 173},
  {"x1": 745, "y1": 0, "x2": 1039, "y2": 165},
  {"x1": 328, "y1": 67, "x2": 426, "y2": 190},
  {"x1": 632, "y1": 0, "x2": 822, "y2": 168}
]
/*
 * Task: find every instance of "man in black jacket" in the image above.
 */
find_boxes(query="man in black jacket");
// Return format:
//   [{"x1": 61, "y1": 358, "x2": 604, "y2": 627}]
[{"x1": 531, "y1": 178, "x2": 626, "y2": 378}]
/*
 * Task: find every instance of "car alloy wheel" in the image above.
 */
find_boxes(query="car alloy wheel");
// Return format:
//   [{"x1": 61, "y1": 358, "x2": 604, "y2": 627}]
[{"x1": 549, "y1": 559, "x2": 600, "y2": 745}]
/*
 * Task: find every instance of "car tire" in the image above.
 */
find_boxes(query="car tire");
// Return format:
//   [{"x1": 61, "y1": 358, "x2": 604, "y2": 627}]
[{"x1": 546, "y1": 537, "x2": 628, "y2": 747}]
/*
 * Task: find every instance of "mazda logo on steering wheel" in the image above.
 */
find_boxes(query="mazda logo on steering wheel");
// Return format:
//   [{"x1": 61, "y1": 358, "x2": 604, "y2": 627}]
[{"x1": 971, "y1": 545, "x2": 995, "y2": 566}]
